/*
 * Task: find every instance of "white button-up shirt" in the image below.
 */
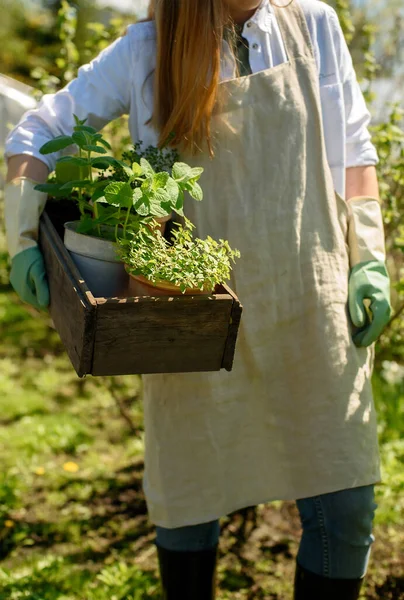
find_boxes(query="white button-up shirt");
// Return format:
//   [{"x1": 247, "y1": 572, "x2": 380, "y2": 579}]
[{"x1": 5, "y1": 0, "x2": 378, "y2": 199}]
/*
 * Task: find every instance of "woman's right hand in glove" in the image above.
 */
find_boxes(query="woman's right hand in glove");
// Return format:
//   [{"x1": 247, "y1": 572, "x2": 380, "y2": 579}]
[
  {"x1": 9, "y1": 246, "x2": 50, "y2": 310},
  {"x1": 4, "y1": 176, "x2": 49, "y2": 309}
]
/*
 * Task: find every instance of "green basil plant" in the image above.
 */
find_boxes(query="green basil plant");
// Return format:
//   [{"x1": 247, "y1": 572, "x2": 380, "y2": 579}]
[{"x1": 34, "y1": 114, "x2": 204, "y2": 242}]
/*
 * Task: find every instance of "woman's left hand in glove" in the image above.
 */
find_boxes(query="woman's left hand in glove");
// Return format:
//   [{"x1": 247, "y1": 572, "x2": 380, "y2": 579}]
[
  {"x1": 348, "y1": 260, "x2": 392, "y2": 347},
  {"x1": 346, "y1": 196, "x2": 393, "y2": 348}
]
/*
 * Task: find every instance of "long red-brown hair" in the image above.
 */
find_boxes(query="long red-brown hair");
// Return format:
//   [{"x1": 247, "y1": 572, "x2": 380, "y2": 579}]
[{"x1": 147, "y1": 0, "x2": 227, "y2": 155}]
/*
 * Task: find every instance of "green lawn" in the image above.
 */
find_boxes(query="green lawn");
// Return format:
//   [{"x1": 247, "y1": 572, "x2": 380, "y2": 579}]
[{"x1": 0, "y1": 226, "x2": 403, "y2": 599}]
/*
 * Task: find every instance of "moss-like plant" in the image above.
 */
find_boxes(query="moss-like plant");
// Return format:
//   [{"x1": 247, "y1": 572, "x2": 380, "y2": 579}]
[{"x1": 119, "y1": 219, "x2": 240, "y2": 294}]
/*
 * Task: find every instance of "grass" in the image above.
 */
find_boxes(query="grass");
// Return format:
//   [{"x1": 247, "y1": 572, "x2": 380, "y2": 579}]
[{"x1": 0, "y1": 216, "x2": 402, "y2": 599}]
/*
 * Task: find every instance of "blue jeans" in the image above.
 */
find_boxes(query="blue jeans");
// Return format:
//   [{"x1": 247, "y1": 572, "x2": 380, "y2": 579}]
[{"x1": 155, "y1": 485, "x2": 377, "y2": 579}]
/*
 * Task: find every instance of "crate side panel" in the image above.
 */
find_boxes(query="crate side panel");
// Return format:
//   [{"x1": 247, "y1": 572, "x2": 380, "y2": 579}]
[
  {"x1": 221, "y1": 300, "x2": 243, "y2": 372},
  {"x1": 39, "y1": 219, "x2": 94, "y2": 377},
  {"x1": 92, "y1": 298, "x2": 233, "y2": 375},
  {"x1": 42, "y1": 211, "x2": 96, "y2": 303}
]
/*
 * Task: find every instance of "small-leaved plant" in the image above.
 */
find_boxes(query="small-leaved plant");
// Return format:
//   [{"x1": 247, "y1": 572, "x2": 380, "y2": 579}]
[
  {"x1": 34, "y1": 115, "x2": 204, "y2": 242},
  {"x1": 119, "y1": 219, "x2": 241, "y2": 294},
  {"x1": 122, "y1": 141, "x2": 180, "y2": 175}
]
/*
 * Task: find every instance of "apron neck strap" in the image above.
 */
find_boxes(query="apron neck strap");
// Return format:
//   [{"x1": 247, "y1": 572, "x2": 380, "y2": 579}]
[{"x1": 271, "y1": 0, "x2": 315, "y2": 62}]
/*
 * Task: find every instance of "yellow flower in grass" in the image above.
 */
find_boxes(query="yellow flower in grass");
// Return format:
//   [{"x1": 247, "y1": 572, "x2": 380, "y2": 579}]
[
  {"x1": 63, "y1": 462, "x2": 79, "y2": 473},
  {"x1": 4, "y1": 520, "x2": 14, "y2": 528},
  {"x1": 35, "y1": 467, "x2": 46, "y2": 476}
]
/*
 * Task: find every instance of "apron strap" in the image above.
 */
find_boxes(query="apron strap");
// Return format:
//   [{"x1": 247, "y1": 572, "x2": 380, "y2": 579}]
[{"x1": 271, "y1": 0, "x2": 316, "y2": 63}]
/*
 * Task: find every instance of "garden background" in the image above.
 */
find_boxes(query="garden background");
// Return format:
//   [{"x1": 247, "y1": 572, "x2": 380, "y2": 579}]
[{"x1": 0, "y1": 0, "x2": 403, "y2": 598}]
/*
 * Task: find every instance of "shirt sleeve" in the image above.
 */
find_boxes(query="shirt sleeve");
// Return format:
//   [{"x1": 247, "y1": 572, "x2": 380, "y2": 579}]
[
  {"x1": 5, "y1": 30, "x2": 134, "y2": 173},
  {"x1": 328, "y1": 9, "x2": 379, "y2": 168}
]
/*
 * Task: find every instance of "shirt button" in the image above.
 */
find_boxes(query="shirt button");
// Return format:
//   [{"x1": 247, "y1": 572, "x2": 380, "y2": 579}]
[
  {"x1": 252, "y1": 43, "x2": 259, "y2": 50},
  {"x1": 246, "y1": 21, "x2": 252, "y2": 28}
]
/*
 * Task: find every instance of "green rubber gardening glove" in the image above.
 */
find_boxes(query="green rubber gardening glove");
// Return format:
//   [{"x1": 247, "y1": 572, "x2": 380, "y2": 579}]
[
  {"x1": 348, "y1": 260, "x2": 391, "y2": 347},
  {"x1": 347, "y1": 196, "x2": 392, "y2": 347},
  {"x1": 4, "y1": 177, "x2": 50, "y2": 309},
  {"x1": 10, "y1": 246, "x2": 50, "y2": 310}
]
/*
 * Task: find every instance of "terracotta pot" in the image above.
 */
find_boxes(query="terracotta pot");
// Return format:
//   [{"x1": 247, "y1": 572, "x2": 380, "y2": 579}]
[
  {"x1": 127, "y1": 272, "x2": 212, "y2": 297},
  {"x1": 154, "y1": 213, "x2": 172, "y2": 236}
]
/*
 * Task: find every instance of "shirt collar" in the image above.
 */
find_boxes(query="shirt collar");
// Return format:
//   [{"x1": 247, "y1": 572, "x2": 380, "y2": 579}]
[{"x1": 247, "y1": 0, "x2": 273, "y2": 33}]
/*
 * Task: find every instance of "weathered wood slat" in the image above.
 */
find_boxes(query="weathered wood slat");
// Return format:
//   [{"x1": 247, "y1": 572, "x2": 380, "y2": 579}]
[
  {"x1": 40, "y1": 211, "x2": 96, "y2": 305},
  {"x1": 39, "y1": 212, "x2": 96, "y2": 376},
  {"x1": 222, "y1": 295, "x2": 243, "y2": 371},
  {"x1": 92, "y1": 296, "x2": 233, "y2": 375}
]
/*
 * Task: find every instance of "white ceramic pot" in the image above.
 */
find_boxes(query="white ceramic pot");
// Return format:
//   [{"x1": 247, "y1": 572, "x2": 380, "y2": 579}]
[{"x1": 64, "y1": 221, "x2": 128, "y2": 298}]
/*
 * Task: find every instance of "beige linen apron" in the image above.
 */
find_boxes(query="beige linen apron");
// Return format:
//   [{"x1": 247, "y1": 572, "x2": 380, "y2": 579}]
[{"x1": 142, "y1": 0, "x2": 380, "y2": 529}]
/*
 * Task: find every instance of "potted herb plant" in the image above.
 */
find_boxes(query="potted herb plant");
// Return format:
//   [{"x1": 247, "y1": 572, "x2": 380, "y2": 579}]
[
  {"x1": 35, "y1": 115, "x2": 204, "y2": 297},
  {"x1": 119, "y1": 218, "x2": 240, "y2": 297}
]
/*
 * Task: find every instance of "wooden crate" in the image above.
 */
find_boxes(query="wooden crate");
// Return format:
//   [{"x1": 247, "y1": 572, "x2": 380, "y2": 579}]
[{"x1": 38, "y1": 208, "x2": 242, "y2": 377}]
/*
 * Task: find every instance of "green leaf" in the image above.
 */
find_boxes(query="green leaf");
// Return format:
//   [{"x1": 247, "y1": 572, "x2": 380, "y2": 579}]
[
  {"x1": 91, "y1": 156, "x2": 117, "y2": 168},
  {"x1": 60, "y1": 180, "x2": 92, "y2": 190},
  {"x1": 135, "y1": 204, "x2": 150, "y2": 217},
  {"x1": 57, "y1": 156, "x2": 90, "y2": 167},
  {"x1": 55, "y1": 161, "x2": 90, "y2": 183},
  {"x1": 97, "y1": 137, "x2": 112, "y2": 150},
  {"x1": 175, "y1": 188, "x2": 185, "y2": 212},
  {"x1": 150, "y1": 202, "x2": 170, "y2": 218},
  {"x1": 161, "y1": 200, "x2": 173, "y2": 214},
  {"x1": 187, "y1": 182, "x2": 203, "y2": 201},
  {"x1": 74, "y1": 124, "x2": 97, "y2": 135},
  {"x1": 172, "y1": 162, "x2": 192, "y2": 181},
  {"x1": 141, "y1": 178, "x2": 152, "y2": 194},
  {"x1": 132, "y1": 188, "x2": 143, "y2": 205},
  {"x1": 82, "y1": 144, "x2": 108, "y2": 154},
  {"x1": 166, "y1": 177, "x2": 180, "y2": 204},
  {"x1": 73, "y1": 114, "x2": 87, "y2": 126},
  {"x1": 34, "y1": 183, "x2": 67, "y2": 197},
  {"x1": 77, "y1": 198, "x2": 94, "y2": 212},
  {"x1": 104, "y1": 182, "x2": 133, "y2": 208},
  {"x1": 91, "y1": 160, "x2": 110, "y2": 170},
  {"x1": 121, "y1": 164, "x2": 134, "y2": 179},
  {"x1": 189, "y1": 167, "x2": 204, "y2": 179},
  {"x1": 92, "y1": 187, "x2": 107, "y2": 203},
  {"x1": 76, "y1": 215, "x2": 96, "y2": 235},
  {"x1": 132, "y1": 162, "x2": 143, "y2": 177},
  {"x1": 152, "y1": 172, "x2": 169, "y2": 190},
  {"x1": 113, "y1": 158, "x2": 133, "y2": 169},
  {"x1": 148, "y1": 186, "x2": 172, "y2": 217},
  {"x1": 134, "y1": 191, "x2": 151, "y2": 216},
  {"x1": 92, "y1": 180, "x2": 111, "y2": 189},
  {"x1": 72, "y1": 131, "x2": 93, "y2": 148},
  {"x1": 153, "y1": 188, "x2": 170, "y2": 205},
  {"x1": 39, "y1": 136, "x2": 74, "y2": 155},
  {"x1": 140, "y1": 158, "x2": 155, "y2": 177}
]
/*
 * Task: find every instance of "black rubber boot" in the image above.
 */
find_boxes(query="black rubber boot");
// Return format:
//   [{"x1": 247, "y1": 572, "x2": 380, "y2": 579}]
[
  {"x1": 156, "y1": 543, "x2": 218, "y2": 600},
  {"x1": 294, "y1": 561, "x2": 364, "y2": 600}
]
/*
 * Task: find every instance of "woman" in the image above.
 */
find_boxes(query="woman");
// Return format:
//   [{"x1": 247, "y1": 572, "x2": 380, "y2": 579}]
[{"x1": 4, "y1": 0, "x2": 392, "y2": 598}]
